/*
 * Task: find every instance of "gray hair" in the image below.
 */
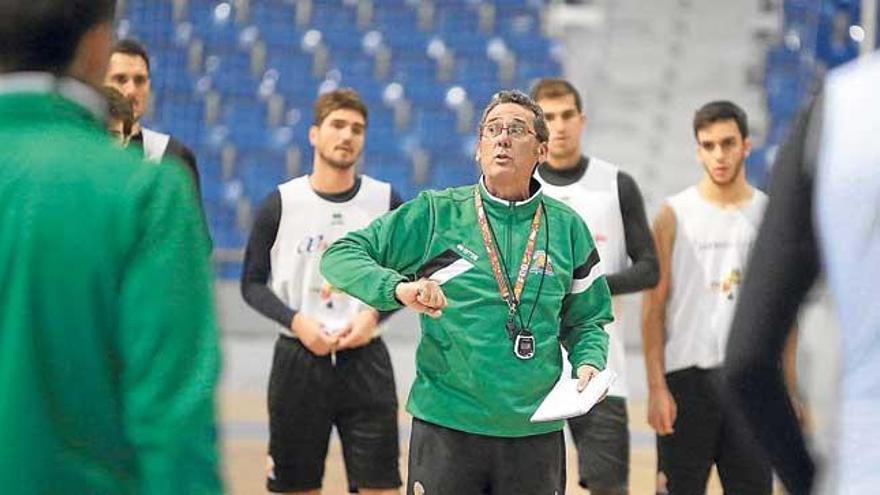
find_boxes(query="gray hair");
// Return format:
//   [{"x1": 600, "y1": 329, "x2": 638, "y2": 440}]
[{"x1": 478, "y1": 90, "x2": 549, "y2": 143}]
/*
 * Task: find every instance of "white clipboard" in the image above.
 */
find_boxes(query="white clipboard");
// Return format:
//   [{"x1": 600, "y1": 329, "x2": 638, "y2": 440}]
[{"x1": 530, "y1": 369, "x2": 617, "y2": 422}]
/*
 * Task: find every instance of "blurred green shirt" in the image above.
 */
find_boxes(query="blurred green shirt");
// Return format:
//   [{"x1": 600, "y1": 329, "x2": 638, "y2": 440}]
[{"x1": 0, "y1": 76, "x2": 222, "y2": 494}]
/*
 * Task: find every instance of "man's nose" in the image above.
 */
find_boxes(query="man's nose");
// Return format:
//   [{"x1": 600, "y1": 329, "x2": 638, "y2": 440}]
[
  {"x1": 495, "y1": 129, "x2": 513, "y2": 145},
  {"x1": 121, "y1": 80, "x2": 136, "y2": 96}
]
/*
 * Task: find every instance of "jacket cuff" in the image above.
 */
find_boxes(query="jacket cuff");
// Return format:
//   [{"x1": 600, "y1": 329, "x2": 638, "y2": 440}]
[{"x1": 379, "y1": 273, "x2": 408, "y2": 311}]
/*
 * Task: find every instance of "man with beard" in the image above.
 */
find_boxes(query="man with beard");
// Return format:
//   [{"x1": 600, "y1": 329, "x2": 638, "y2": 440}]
[
  {"x1": 642, "y1": 101, "x2": 796, "y2": 494},
  {"x1": 101, "y1": 85, "x2": 134, "y2": 146},
  {"x1": 105, "y1": 39, "x2": 200, "y2": 194},
  {"x1": 241, "y1": 88, "x2": 403, "y2": 495}
]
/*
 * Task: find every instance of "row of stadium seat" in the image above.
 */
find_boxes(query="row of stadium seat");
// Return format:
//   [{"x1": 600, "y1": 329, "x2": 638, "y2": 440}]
[{"x1": 119, "y1": 0, "x2": 561, "y2": 277}]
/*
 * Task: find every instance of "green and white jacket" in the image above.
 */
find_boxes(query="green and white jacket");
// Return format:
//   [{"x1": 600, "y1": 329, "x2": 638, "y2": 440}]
[{"x1": 321, "y1": 178, "x2": 612, "y2": 437}]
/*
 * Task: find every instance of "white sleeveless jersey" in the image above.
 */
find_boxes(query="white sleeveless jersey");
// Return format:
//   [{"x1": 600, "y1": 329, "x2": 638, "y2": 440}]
[
  {"x1": 816, "y1": 54, "x2": 880, "y2": 494},
  {"x1": 665, "y1": 186, "x2": 767, "y2": 373},
  {"x1": 270, "y1": 175, "x2": 391, "y2": 337},
  {"x1": 538, "y1": 158, "x2": 630, "y2": 397},
  {"x1": 141, "y1": 127, "x2": 171, "y2": 163}
]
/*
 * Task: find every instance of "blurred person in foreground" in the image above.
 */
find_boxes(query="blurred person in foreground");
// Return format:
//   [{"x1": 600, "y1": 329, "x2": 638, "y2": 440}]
[
  {"x1": 532, "y1": 77, "x2": 659, "y2": 495},
  {"x1": 725, "y1": 54, "x2": 880, "y2": 494},
  {"x1": 0, "y1": 0, "x2": 222, "y2": 493},
  {"x1": 321, "y1": 90, "x2": 612, "y2": 494}
]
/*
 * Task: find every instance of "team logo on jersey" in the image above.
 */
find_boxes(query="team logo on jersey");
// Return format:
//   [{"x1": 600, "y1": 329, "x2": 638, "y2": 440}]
[
  {"x1": 331, "y1": 212, "x2": 344, "y2": 226},
  {"x1": 297, "y1": 234, "x2": 329, "y2": 253},
  {"x1": 711, "y1": 268, "x2": 742, "y2": 300},
  {"x1": 530, "y1": 250, "x2": 555, "y2": 275},
  {"x1": 455, "y1": 243, "x2": 479, "y2": 262}
]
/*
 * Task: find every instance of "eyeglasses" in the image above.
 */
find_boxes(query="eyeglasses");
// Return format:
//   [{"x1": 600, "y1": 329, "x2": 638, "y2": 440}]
[{"x1": 481, "y1": 122, "x2": 536, "y2": 140}]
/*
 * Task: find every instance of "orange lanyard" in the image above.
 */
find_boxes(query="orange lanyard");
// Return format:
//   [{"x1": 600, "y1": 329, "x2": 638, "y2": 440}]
[{"x1": 473, "y1": 186, "x2": 542, "y2": 316}]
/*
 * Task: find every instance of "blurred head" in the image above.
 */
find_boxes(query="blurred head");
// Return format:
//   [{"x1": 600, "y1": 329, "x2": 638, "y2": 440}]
[
  {"x1": 476, "y1": 90, "x2": 548, "y2": 196},
  {"x1": 0, "y1": 0, "x2": 116, "y2": 87},
  {"x1": 309, "y1": 88, "x2": 368, "y2": 171},
  {"x1": 101, "y1": 86, "x2": 133, "y2": 146},
  {"x1": 693, "y1": 101, "x2": 751, "y2": 187},
  {"x1": 105, "y1": 39, "x2": 151, "y2": 123},
  {"x1": 530, "y1": 78, "x2": 585, "y2": 167}
]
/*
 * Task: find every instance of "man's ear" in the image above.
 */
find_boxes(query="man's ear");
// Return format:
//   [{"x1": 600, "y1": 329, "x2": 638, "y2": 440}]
[
  {"x1": 308, "y1": 125, "x2": 319, "y2": 146},
  {"x1": 536, "y1": 141, "x2": 548, "y2": 164}
]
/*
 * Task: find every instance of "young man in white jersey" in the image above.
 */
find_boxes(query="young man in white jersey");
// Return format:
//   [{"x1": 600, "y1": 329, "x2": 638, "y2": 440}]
[
  {"x1": 531, "y1": 78, "x2": 659, "y2": 495},
  {"x1": 241, "y1": 89, "x2": 403, "y2": 495},
  {"x1": 642, "y1": 101, "x2": 797, "y2": 494}
]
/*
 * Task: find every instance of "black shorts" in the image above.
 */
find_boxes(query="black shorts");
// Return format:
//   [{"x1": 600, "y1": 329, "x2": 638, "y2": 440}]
[
  {"x1": 266, "y1": 336, "x2": 401, "y2": 493},
  {"x1": 656, "y1": 367, "x2": 771, "y2": 495},
  {"x1": 568, "y1": 396, "x2": 629, "y2": 494},
  {"x1": 406, "y1": 418, "x2": 565, "y2": 494}
]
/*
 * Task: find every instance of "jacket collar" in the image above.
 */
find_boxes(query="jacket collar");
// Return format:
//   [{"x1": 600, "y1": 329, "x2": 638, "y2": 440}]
[
  {"x1": 479, "y1": 176, "x2": 543, "y2": 207},
  {"x1": 0, "y1": 72, "x2": 107, "y2": 121}
]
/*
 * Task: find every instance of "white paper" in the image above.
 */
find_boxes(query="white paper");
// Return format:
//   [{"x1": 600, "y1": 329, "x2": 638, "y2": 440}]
[
  {"x1": 530, "y1": 369, "x2": 617, "y2": 422},
  {"x1": 321, "y1": 319, "x2": 350, "y2": 335}
]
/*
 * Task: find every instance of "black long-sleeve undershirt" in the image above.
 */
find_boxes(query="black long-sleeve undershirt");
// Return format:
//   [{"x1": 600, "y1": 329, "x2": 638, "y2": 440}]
[
  {"x1": 537, "y1": 157, "x2": 659, "y2": 295},
  {"x1": 724, "y1": 94, "x2": 823, "y2": 495},
  {"x1": 240, "y1": 177, "x2": 403, "y2": 328}
]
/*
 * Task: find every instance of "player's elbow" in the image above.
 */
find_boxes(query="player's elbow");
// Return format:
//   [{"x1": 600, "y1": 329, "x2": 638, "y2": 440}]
[{"x1": 643, "y1": 257, "x2": 660, "y2": 288}]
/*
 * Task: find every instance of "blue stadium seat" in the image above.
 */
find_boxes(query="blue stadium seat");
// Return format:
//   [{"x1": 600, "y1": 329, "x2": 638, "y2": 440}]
[
  {"x1": 815, "y1": 1, "x2": 860, "y2": 68},
  {"x1": 435, "y1": 7, "x2": 482, "y2": 35},
  {"x1": 237, "y1": 150, "x2": 293, "y2": 204},
  {"x1": 428, "y1": 157, "x2": 479, "y2": 191},
  {"x1": 206, "y1": 52, "x2": 260, "y2": 96},
  {"x1": 205, "y1": 199, "x2": 244, "y2": 250},
  {"x1": 251, "y1": 1, "x2": 297, "y2": 31},
  {"x1": 415, "y1": 109, "x2": 461, "y2": 151},
  {"x1": 222, "y1": 99, "x2": 269, "y2": 147},
  {"x1": 373, "y1": 6, "x2": 421, "y2": 41},
  {"x1": 188, "y1": 2, "x2": 242, "y2": 50},
  {"x1": 310, "y1": 2, "x2": 357, "y2": 30}
]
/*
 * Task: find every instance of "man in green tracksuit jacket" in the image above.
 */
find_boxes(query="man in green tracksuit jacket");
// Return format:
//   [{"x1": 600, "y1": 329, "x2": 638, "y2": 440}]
[
  {"x1": 0, "y1": 1, "x2": 222, "y2": 493},
  {"x1": 321, "y1": 90, "x2": 613, "y2": 493}
]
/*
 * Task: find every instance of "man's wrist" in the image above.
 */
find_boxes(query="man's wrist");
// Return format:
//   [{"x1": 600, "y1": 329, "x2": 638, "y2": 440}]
[
  {"x1": 364, "y1": 308, "x2": 381, "y2": 324},
  {"x1": 648, "y1": 379, "x2": 669, "y2": 392}
]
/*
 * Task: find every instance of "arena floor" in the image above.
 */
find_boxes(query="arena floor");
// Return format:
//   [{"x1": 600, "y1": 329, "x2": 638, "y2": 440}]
[
  {"x1": 218, "y1": 392, "x2": 729, "y2": 494},
  {"x1": 218, "y1": 336, "x2": 730, "y2": 494},
  {"x1": 215, "y1": 288, "x2": 838, "y2": 494}
]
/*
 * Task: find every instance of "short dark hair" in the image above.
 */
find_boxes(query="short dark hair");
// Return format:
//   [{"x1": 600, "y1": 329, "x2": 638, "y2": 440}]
[
  {"x1": 111, "y1": 39, "x2": 151, "y2": 74},
  {"x1": 529, "y1": 78, "x2": 583, "y2": 113},
  {"x1": 479, "y1": 90, "x2": 549, "y2": 143},
  {"x1": 313, "y1": 88, "x2": 368, "y2": 126},
  {"x1": 0, "y1": 0, "x2": 116, "y2": 74},
  {"x1": 102, "y1": 86, "x2": 134, "y2": 136},
  {"x1": 693, "y1": 100, "x2": 749, "y2": 139}
]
